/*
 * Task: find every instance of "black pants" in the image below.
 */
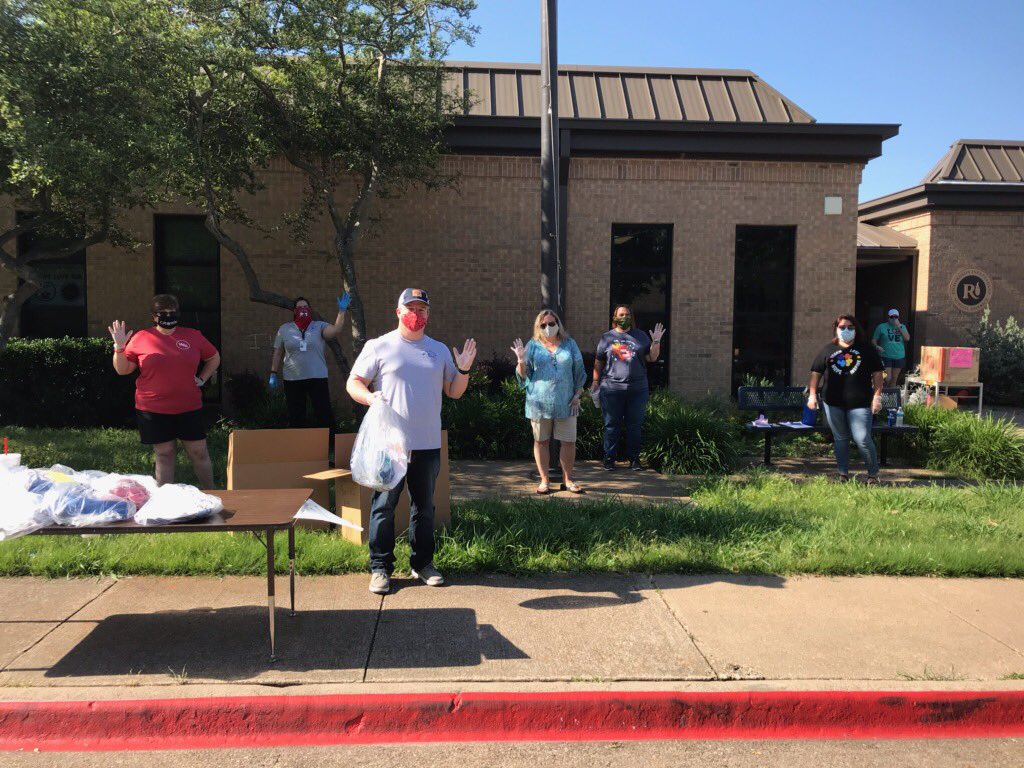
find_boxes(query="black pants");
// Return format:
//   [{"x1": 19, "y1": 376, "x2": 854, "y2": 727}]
[
  {"x1": 369, "y1": 449, "x2": 441, "y2": 574},
  {"x1": 283, "y1": 378, "x2": 335, "y2": 431}
]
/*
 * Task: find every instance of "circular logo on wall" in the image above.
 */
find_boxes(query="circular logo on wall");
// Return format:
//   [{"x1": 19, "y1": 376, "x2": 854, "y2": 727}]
[
  {"x1": 176, "y1": 339, "x2": 192, "y2": 351},
  {"x1": 948, "y1": 268, "x2": 991, "y2": 312}
]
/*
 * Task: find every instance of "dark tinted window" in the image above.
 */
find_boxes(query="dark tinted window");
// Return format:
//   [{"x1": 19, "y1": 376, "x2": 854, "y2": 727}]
[{"x1": 17, "y1": 216, "x2": 87, "y2": 338}]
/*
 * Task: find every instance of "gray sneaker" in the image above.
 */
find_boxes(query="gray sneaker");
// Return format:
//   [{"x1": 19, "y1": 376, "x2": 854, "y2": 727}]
[
  {"x1": 368, "y1": 571, "x2": 390, "y2": 595},
  {"x1": 410, "y1": 564, "x2": 445, "y2": 586}
]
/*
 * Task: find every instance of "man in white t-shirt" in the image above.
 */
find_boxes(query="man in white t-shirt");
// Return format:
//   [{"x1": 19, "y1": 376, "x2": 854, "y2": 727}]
[{"x1": 347, "y1": 288, "x2": 477, "y2": 594}]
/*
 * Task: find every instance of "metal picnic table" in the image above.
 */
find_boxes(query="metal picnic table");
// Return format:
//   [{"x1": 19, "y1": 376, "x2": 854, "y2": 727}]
[{"x1": 31, "y1": 487, "x2": 312, "y2": 661}]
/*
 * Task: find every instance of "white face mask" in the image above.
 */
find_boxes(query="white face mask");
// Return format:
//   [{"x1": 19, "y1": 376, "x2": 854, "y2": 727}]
[{"x1": 542, "y1": 323, "x2": 559, "y2": 338}]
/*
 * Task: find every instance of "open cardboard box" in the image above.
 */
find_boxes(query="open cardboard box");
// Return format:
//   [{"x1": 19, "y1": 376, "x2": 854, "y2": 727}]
[
  {"x1": 330, "y1": 431, "x2": 450, "y2": 545},
  {"x1": 227, "y1": 428, "x2": 331, "y2": 518}
]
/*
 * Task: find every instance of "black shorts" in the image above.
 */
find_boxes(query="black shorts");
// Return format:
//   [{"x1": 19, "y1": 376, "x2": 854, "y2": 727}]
[{"x1": 136, "y1": 409, "x2": 207, "y2": 445}]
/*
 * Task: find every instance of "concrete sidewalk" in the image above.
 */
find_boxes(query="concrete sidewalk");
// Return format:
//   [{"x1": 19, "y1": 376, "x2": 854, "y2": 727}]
[{"x1": 1, "y1": 574, "x2": 1023, "y2": 697}]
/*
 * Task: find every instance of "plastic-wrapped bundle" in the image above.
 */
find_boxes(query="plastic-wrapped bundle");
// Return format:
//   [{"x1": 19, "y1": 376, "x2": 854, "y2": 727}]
[
  {"x1": 42, "y1": 483, "x2": 136, "y2": 527},
  {"x1": 90, "y1": 474, "x2": 154, "y2": 509},
  {"x1": 0, "y1": 466, "x2": 52, "y2": 541},
  {"x1": 134, "y1": 484, "x2": 223, "y2": 526},
  {"x1": 350, "y1": 399, "x2": 409, "y2": 491}
]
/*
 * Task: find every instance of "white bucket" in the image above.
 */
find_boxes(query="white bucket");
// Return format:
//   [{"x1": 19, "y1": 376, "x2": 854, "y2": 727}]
[{"x1": 0, "y1": 454, "x2": 22, "y2": 469}]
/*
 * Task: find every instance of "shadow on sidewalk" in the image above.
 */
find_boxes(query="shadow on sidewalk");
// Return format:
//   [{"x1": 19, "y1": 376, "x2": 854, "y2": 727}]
[{"x1": 38, "y1": 606, "x2": 523, "y2": 680}]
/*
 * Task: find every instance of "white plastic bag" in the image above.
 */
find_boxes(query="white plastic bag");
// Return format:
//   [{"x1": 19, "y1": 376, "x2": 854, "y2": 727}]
[
  {"x1": 134, "y1": 484, "x2": 223, "y2": 526},
  {"x1": 42, "y1": 483, "x2": 136, "y2": 527},
  {"x1": 350, "y1": 399, "x2": 409, "y2": 491},
  {"x1": 0, "y1": 467, "x2": 51, "y2": 540}
]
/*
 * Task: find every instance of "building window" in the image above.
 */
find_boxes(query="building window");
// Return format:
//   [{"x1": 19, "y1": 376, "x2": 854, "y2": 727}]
[
  {"x1": 17, "y1": 215, "x2": 88, "y2": 338},
  {"x1": 610, "y1": 224, "x2": 671, "y2": 388},
  {"x1": 731, "y1": 225, "x2": 795, "y2": 393},
  {"x1": 154, "y1": 215, "x2": 221, "y2": 396}
]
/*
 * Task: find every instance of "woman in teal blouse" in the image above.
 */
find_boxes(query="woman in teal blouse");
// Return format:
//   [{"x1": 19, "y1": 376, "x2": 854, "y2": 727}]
[{"x1": 512, "y1": 309, "x2": 587, "y2": 494}]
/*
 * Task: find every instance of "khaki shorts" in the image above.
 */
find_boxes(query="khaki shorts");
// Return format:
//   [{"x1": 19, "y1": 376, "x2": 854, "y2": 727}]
[{"x1": 531, "y1": 416, "x2": 577, "y2": 443}]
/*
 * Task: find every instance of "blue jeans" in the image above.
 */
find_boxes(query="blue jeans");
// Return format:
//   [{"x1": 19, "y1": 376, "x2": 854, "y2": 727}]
[
  {"x1": 369, "y1": 448, "x2": 440, "y2": 574},
  {"x1": 822, "y1": 403, "x2": 879, "y2": 476},
  {"x1": 601, "y1": 387, "x2": 648, "y2": 462}
]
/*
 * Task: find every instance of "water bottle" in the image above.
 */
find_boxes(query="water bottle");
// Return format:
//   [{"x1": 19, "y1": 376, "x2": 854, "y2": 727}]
[{"x1": 895, "y1": 406, "x2": 904, "y2": 427}]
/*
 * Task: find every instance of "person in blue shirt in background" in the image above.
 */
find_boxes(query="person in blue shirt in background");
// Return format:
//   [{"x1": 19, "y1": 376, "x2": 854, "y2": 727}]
[
  {"x1": 512, "y1": 309, "x2": 587, "y2": 495},
  {"x1": 871, "y1": 308, "x2": 910, "y2": 385}
]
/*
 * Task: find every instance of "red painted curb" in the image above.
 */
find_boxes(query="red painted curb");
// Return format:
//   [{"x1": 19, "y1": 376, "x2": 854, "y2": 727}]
[{"x1": 2, "y1": 691, "x2": 1024, "y2": 751}]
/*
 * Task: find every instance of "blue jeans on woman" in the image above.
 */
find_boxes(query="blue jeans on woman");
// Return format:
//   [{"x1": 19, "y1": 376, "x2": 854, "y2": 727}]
[
  {"x1": 822, "y1": 403, "x2": 879, "y2": 476},
  {"x1": 601, "y1": 387, "x2": 648, "y2": 462}
]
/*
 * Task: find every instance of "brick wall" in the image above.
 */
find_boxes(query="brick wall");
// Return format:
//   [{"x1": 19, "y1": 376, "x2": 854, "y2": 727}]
[
  {"x1": 884, "y1": 209, "x2": 1023, "y2": 347},
  {"x1": 2, "y1": 154, "x2": 863, "y2": 399}
]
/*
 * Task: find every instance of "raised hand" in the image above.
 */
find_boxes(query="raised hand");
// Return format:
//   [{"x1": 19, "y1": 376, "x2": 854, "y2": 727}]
[
  {"x1": 453, "y1": 338, "x2": 477, "y2": 371},
  {"x1": 510, "y1": 338, "x2": 527, "y2": 363},
  {"x1": 650, "y1": 323, "x2": 666, "y2": 343},
  {"x1": 108, "y1": 320, "x2": 133, "y2": 351},
  {"x1": 337, "y1": 292, "x2": 351, "y2": 312}
]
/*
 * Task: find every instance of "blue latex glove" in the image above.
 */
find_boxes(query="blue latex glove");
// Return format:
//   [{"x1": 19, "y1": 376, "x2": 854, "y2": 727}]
[
  {"x1": 269, "y1": 373, "x2": 280, "y2": 390},
  {"x1": 337, "y1": 292, "x2": 351, "y2": 312}
]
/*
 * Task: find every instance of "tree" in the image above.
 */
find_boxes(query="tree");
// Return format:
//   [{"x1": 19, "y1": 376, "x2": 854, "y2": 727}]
[
  {"x1": 0, "y1": 0, "x2": 189, "y2": 350},
  {"x1": 184, "y1": 0, "x2": 476, "y2": 356}
]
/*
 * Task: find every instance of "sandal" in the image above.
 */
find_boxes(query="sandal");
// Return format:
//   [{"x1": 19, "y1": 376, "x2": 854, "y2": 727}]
[
  {"x1": 560, "y1": 481, "x2": 585, "y2": 494},
  {"x1": 536, "y1": 482, "x2": 551, "y2": 495}
]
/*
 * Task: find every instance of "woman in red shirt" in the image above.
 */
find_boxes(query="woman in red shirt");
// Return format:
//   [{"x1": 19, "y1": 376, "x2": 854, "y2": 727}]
[{"x1": 108, "y1": 294, "x2": 221, "y2": 489}]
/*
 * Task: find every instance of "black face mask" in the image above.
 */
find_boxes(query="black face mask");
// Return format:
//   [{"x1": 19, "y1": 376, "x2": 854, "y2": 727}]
[{"x1": 156, "y1": 311, "x2": 179, "y2": 329}]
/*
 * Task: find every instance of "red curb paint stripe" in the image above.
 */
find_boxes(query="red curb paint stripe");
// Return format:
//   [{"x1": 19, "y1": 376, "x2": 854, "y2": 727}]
[{"x1": 2, "y1": 691, "x2": 1024, "y2": 751}]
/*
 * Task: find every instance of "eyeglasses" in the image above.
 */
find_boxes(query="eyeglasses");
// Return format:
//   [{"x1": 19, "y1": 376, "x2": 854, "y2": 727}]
[{"x1": 540, "y1": 322, "x2": 558, "y2": 329}]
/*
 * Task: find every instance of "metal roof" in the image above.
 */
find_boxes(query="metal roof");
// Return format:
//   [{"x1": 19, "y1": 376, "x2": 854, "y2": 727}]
[
  {"x1": 444, "y1": 62, "x2": 815, "y2": 124},
  {"x1": 856, "y1": 223, "x2": 917, "y2": 250},
  {"x1": 922, "y1": 139, "x2": 1024, "y2": 183}
]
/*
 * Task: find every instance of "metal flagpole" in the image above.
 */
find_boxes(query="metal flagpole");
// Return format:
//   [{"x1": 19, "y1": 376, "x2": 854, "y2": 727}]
[{"x1": 540, "y1": 0, "x2": 561, "y2": 317}]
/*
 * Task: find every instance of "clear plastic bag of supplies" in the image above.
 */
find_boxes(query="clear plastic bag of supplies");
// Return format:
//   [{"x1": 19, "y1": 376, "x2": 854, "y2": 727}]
[
  {"x1": 41, "y1": 483, "x2": 136, "y2": 527},
  {"x1": 89, "y1": 474, "x2": 154, "y2": 509},
  {"x1": 0, "y1": 466, "x2": 52, "y2": 540},
  {"x1": 134, "y1": 484, "x2": 223, "y2": 526},
  {"x1": 350, "y1": 399, "x2": 409, "y2": 492}
]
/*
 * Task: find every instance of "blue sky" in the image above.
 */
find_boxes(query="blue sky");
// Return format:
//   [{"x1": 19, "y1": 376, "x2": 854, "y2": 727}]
[{"x1": 448, "y1": 0, "x2": 1024, "y2": 202}]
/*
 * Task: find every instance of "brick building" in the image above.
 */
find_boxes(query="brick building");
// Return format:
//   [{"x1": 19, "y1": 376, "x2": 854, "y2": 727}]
[
  {"x1": 3, "y1": 63, "x2": 906, "y2": 400},
  {"x1": 858, "y1": 140, "x2": 1024, "y2": 363}
]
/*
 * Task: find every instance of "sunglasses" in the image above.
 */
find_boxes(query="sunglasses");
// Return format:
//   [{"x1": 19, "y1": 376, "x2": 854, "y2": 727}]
[{"x1": 540, "y1": 322, "x2": 558, "y2": 329}]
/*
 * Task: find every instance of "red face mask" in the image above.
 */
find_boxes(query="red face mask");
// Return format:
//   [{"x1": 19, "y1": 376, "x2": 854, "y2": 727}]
[
  {"x1": 401, "y1": 311, "x2": 427, "y2": 332},
  {"x1": 294, "y1": 306, "x2": 312, "y2": 332}
]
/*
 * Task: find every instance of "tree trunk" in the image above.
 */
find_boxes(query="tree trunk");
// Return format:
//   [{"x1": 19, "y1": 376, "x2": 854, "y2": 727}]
[{"x1": 0, "y1": 280, "x2": 38, "y2": 353}]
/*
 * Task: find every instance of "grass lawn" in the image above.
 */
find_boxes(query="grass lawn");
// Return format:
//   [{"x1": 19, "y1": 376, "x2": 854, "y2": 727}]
[{"x1": 2, "y1": 426, "x2": 1023, "y2": 577}]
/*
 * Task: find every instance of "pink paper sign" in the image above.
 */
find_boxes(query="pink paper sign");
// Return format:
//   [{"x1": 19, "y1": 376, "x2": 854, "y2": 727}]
[{"x1": 949, "y1": 348, "x2": 974, "y2": 368}]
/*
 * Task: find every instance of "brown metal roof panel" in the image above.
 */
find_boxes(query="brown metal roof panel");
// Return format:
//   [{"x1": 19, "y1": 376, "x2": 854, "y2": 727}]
[
  {"x1": 443, "y1": 69, "x2": 465, "y2": 113},
  {"x1": 992, "y1": 146, "x2": 1024, "y2": 181},
  {"x1": 493, "y1": 71, "x2": 520, "y2": 117},
  {"x1": 959, "y1": 146, "x2": 984, "y2": 181},
  {"x1": 751, "y1": 81, "x2": 790, "y2": 123},
  {"x1": 466, "y1": 70, "x2": 491, "y2": 116},
  {"x1": 649, "y1": 76, "x2": 682, "y2": 120},
  {"x1": 726, "y1": 78, "x2": 764, "y2": 122},
  {"x1": 970, "y1": 145, "x2": 1002, "y2": 181},
  {"x1": 1006, "y1": 147, "x2": 1024, "y2": 181},
  {"x1": 557, "y1": 73, "x2": 573, "y2": 116},
  {"x1": 519, "y1": 71, "x2": 541, "y2": 117},
  {"x1": 676, "y1": 77, "x2": 709, "y2": 121},
  {"x1": 597, "y1": 74, "x2": 628, "y2": 118},
  {"x1": 623, "y1": 75, "x2": 656, "y2": 119},
  {"x1": 571, "y1": 73, "x2": 602, "y2": 118},
  {"x1": 857, "y1": 223, "x2": 918, "y2": 250},
  {"x1": 701, "y1": 77, "x2": 737, "y2": 121}
]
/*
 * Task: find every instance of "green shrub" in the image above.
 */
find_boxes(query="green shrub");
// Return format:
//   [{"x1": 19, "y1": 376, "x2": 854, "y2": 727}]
[
  {"x1": 903, "y1": 405, "x2": 1024, "y2": 482},
  {"x1": 640, "y1": 391, "x2": 742, "y2": 474},
  {"x1": 972, "y1": 310, "x2": 1024, "y2": 406},
  {"x1": 0, "y1": 337, "x2": 135, "y2": 428}
]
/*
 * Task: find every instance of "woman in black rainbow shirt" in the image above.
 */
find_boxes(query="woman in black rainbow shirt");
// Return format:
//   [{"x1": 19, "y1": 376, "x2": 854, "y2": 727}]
[{"x1": 807, "y1": 314, "x2": 885, "y2": 483}]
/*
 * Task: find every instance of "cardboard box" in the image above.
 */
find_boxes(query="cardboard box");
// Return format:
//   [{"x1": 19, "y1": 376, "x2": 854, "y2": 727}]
[
  {"x1": 227, "y1": 428, "x2": 330, "y2": 509},
  {"x1": 333, "y1": 431, "x2": 450, "y2": 545},
  {"x1": 919, "y1": 346, "x2": 980, "y2": 385}
]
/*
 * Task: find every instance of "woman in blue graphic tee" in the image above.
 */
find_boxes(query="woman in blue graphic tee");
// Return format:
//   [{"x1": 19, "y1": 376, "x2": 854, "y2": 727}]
[{"x1": 590, "y1": 304, "x2": 666, "y2": 472}]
